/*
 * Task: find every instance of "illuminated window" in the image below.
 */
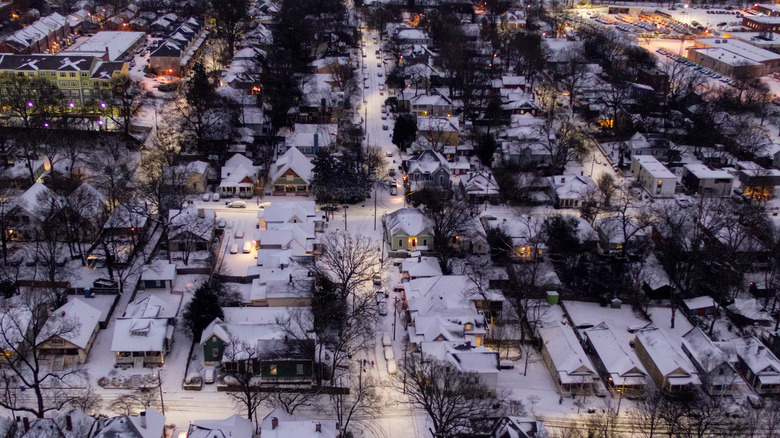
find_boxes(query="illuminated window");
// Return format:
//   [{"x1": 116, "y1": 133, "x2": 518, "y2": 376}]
[{"x1": 270, "y1": 364, "x2": 277, "y2": 375}]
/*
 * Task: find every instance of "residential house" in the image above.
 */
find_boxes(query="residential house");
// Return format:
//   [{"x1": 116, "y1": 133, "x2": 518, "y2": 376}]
[
  {"x1": 454, "y1": 217, "x2": 488, "y2": 255},
  {"x1": 110, "y1": 317, "x2": 173, "y2": 368},
  {"x1": 36, "y1": 299, "x2": 101, "y2": 367},
  {"x1": 248, "y1": 266, "x2": 313, "y2": 307},
  {"x1": 405, "y1": 149, "x2": 452, "y2": 191},
  {"x1": 681, "y1": 327, "x2": 739, "y2": 396},
  {"x1": 220, "y1": 154, "x2": 259, "y2": 199},
  {"x1": 6, "y1": 182, "x2": 63, "y2": 241},
  {"x1": 499, "y1": 113, "x2": 549, "y2": 167},
  {"x1": 481, "y1": 214, "x2": 546, "y2": 260},
  {"x1": 16, "y1": 410, "x2": 99, "y2": 438},
  {"x1": 538, "y1": 325, "x2": 598, "y2": 396},
  {"x1": 167, "y1": 207, "x2": 215, "y2": 257},
  {"x1": 398, "y1": 93, "x2": 454, "y2": 117},
  {"x1": 630, "y1": 155, "x2": 676, "y2": 198},
  {"x1": 260, "y1": 408, "x2": 337, "y2": 438},
  {"x1": 417, "y1": 117, "x2": 459, "y2": 147},
  {"x1": 394, "y1": 27, "x2": 432, "y2": 45},
  {"x1": 0, "y1": 296, "x2": 32, "y2": 362},
  {"x1": 466, "y1": 416, "x2": 547, "y2": 438},
  {"x1": 62, "y1": 182, "x2": 108, "y2": 241},
  {"x1": 171, "y1": 161, "x2": 208, "y2": 193},
  {"x1": 149, "y1": 18, "x2": 207, "y2": 76},
  {"x1": 0, "y1": 159, "x2": 46, "y2": 190},
  {"x1": 94, "y1": 409, "x2": 165, "y2": 438},
  {"x1": 548, "y1": 175, "x2": 597, "y2": 208},
  {"x1": 384, "y1": 208, "x2": 435, "y2": 251},
  {"x1": 460, "y1": 171, "x2": 500, "y2": 204},
  {"x1": 101, "y1": 202, "x2": 151, "y2": 242},
  {"x1": 627, "y1": 132, "x2": 677, "y2": 162},
  {"x1": 594, "y1": 216, "x2": 647, "y2": 255},
  {"x1": 200, "y1": 307, "x2": 313, "y2": 382},
  {"x1": 267, "y1": 148, "x2": 313, "y2": 196},
  {"x1": 726, "y1": 298, "x2": 774, "y2": 327},
  {"x1": 401, "y1": 256, "x2": 442, "y2": 280},
  {"x1": 139, "y1": 261, "x2": 177, "y2": 291},
  {"x1": 737, "y1": 165, "x2": 780, "y2": 200},
  {"x1": 633, "y1": 328, "x2": 700, "y2": 392},
  {"x1": 734, "y1": 336, "x2": 780, "y2": 394},
  {"x1": 188, "y1": 415, "x2": 253, "y2": 438},
  {"x1": 584, "y1": 322, "x2": 649, "y2": 394},
  {"x1": 421, "y1": 341, "x2": 500, "y2": 391},
  {"x1": 282, "y1": 123, "x2": 338, "y2": 156},
  {"x1": 682, "y1": 164, "x2": 734, "y2": 197}
]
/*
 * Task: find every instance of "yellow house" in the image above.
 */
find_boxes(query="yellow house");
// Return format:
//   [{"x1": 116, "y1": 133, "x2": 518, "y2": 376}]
[
  {"x1": 0, "y1": 53, "x2": 129, "y2": 107},
  {"x1": 384, "y1": 208, "x2": 435, "y2": 251}
]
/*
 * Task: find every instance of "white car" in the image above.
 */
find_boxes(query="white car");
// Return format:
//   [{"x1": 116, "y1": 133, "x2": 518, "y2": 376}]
[
  {"x1": 204, "y1": 367, "x2": 216, "y2": 384},
  {"x1": 386, "y1": 359, "x2": 397, "y2": 375},
  {"x1": 386, "y1": 151, "x2": 393, "y2": 157},
  {"x1": 384, "y1": 347, "x2": 394, "y2": 360},
  {"x1": 201, "y1": 193, "x2": 210, "y2": 201},
  {"x1": 229, "y1": 243, "x2": 239, "y2": 254},
  {"x1": 228, "y1": 200, "x2": 246, "y2": 208},
  {"x1": 382, "y1": 332, "x2": 392, "y2": 347},
  {"x1": 235, "y1": 229, "x2": 244, "y2": 239},
  {"x1": 377, "y1": 72, "x2": 383, "y2": 77},
  {"x1": 242, "y1": 240, "x2": 253, "y2": 253},
  {"x1": 212, "y1": 192, "x2": 220, "y2": 202},
  {"x1": 217, "y1": 218, "x2": 226, "y2": 229}
]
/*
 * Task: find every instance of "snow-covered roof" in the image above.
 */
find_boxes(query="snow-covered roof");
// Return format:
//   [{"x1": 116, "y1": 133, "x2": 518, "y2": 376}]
[
  {"x1": 461, "y1": 171, "x2": 500, "y2": 196},
  {"x1": 123, "y1": 295, "x2": 179, "y2": 319},
  {"x1": 220, "y1": 154, "x2": 258, "y2": 188},
  {"x1": 417, "y1": 116, "x2": 459, "y2": 132},
  {"x1": 401, "y1": 256, "x2": 442, "y2": 278},
  {"x1": 734, "y1": 336, "x2": 780, "y2": 385},
  {"x1": 683, "y1": 163, "x2": 733, "y2": 180},
  {"x1": 96, "y1": 409, "x2": 165, "y2": 438},
  {"x1": 585, "y1": 322, "x2": 647, "y2": 386},
  {"x1": 681, "y1": 327, "x2": 730, "y2": 374},
  {"x1": 727, "y1": 298, "x2": 773, "y2": 324},
  {"x1": 141, "y1": 261, "x2": 176, "y2": 282},
  {"x1": 385, "y1": 208, "x2": 433, "y2": 237},
  {"x1": 14, "y1": 182, "x2": 62, "y2": 220},
  {"x1": 168, "y1": 207, "x2": 215, "y2": 241},
  {"x1": 632, "y1": 155, "x2": 676, "y2": 179},
  {"x1": 258, "y1": 200, "x2": 318, "y2": 224},
  {"x1": 594, "y1": 216, "x2": 646, "y2": 244},
  {"x1": 63, "y1": 31, "x2": 145, "y2": 61},
  {"x1": 260, "y1": 408, "x2": 336, "y2": 438},
  {"x1": 249, "y1": 267, "x2": 313, "y2": 302},
  {"x1": 67, "y1": 182, "x2": 107, "y2": 221},
  {"x1": 683, "y1": 296, "x2": 716, "y2": 310},
  {"x1": 634, "y1": 328, "x2": 699, "y2": 384},
  {"x1": 38, "y1": 299, "x2": 101, "y2": 349},
  {"x1": 110, "y1": 318, "x2": 172, "y2": 352},
  {"x1": 189, "y1": 414, "x2": 253, "y2": 438},
  {"x1": 269, "y1": 147, "x2": 313, "y2": 184},
  {"x1": 538, "y1": 325, "x2": 597, "y2": 385},
  {"x1": 549, "y1": 175, "x2": 597, "y2": 200},
  {"x1": 406, "y1": 149, "x2": 450, "y2": 177},
  {"x1": 421, "y1": 341, "x2": 499, "y2": 375}
]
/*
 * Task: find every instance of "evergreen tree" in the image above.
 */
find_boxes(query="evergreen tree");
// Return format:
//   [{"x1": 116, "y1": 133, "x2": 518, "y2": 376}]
[
  {"x1": 392, "y1": 113, "x2": 417, "y2": 151},
  {"x1": 183, "y1": 281, "x2": 224, "y2": 339}
]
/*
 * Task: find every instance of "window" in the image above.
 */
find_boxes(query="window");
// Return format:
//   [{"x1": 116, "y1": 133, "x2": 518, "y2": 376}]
[
  {"x1": 69, "y1": 72, "x2": 76, "y2": 77},
  {"x1": 296, "y1": 364, "x2": 304, "y2": 375},
  {"x1": 398, "y1": 239, "x2": 403, "y2": 247},
  {"x1": 84, "y1": 89, "x2": 90, "y2": 96},
  {"x1": 38, "y1": 72, "x2": 45, "y2": 77},
  {"x1": 59, "y1": 72, "x2": 66, "y2": 77},
  {"x1": 422, "y1": 239, "x2": 427, "y2": 247},
  {"x1": 49, "y1": 338, "x2": 64, "y2": 345},
  {"x1": 60, "y1": 81, "x2": 68, "y2": 87},
  {"x1": 212, "y1": 348, "x2": 219, "y2": 358},
  {"x1": 70, "y1": 81, "x2": 77, "y2": 87},
  {"x1": 82, "y1": 81, "x2": 88, "y2": 86},
  {"x1": 80, "y1": 72, "x2": 87, "y2": 77},
  {"x1": 49, "y1": 72, "x2": 55, "y2": 77},
  {"x1": 26, "y1": 72, "x2": 33, "y2": 76},
  {"x1": 269, "y1": 364, "x2": 277, "y2": 375}
]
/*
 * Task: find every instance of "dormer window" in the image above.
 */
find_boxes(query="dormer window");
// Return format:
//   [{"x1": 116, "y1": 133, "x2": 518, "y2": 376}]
[{"x1": 464, "y1": 323, "x2": 472, "y2": 331}]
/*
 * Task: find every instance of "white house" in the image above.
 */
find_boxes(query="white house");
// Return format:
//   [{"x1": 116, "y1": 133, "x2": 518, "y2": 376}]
[
  {"x1": 584, "y1": 322, "x2": 648, "y2": 393},
  {"x1": 682, "y1": 163, "x2": 734, "y2": 197},
  {"x1": 630, "y1": 155, "x2": 676, "y2": 198},
  {"x1": 681, "y1": 327, "x2": 738, "y2": 396},
  {"x1": 220, "y1": 154, "x2": 259, "y2": 199},
  {"x1": 261, "y1": 408, "x2": 336, "y2": 438},
  {"x1": 548, "y1": 175, "x2": 597, "y2": 208},
  {"x1": 538, "y1": 325, "x2": 598, "y2": 396}
]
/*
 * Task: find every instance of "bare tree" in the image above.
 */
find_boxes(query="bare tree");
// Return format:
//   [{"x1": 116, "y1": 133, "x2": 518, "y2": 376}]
[
  {"x1": 330, "y1": 363, "x2": 382, "y2": 437},
  {"x1": 317, "y1": 231, "x2": 381, "y2": 301},
  {"x1": 393, "y1": 353, "x2": 496, "y2": 437},
  {"x1": 557, "y1": 48, "x2": 588, "y2": 106},
  {"x1": 221, "y1": 337, "x2": 271, "y2": 430},
  {"x1": 0, "y1": 290, "x2": 87, "y2": 418}
]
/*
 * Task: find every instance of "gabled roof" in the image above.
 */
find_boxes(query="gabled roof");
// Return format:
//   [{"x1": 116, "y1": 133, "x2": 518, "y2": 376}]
[
  {"x1": 635, "y1": 328, "x2": 698, "y2": 381},
  {"x1": 585, "y1": 322, "x2": 647, "y2": 385},
  {"x1": 110, "y1": 318, "x2": 172, "y2": 352},
  {"x1": 735, "y1": 337, "x2": 780, "y2": 383},
  {"x1": 189, "y1": 415, "x2": 253, "y2": 438},
  {"x1": 14, "y1": 182, "x2": 63, "y2": 220},
  {"x1": 385, "y1": 208, "x2": 433, "y2": 237},
  {"x1": 406, "y1": 150, "x2": 450, "y2": 176},
  {"x1": 38, "y1": 299, "x2": 101, "y2": 349},
  {"x1": 123, "y1": 295, "x2": 178, "y2": 319},
  {"x1": 261, "y1": 408, "x2": 337, "y2": 438},
  {"x1": 539, "y1": 325, "x2": 596, "y2": 384},
  {"x1": 96, "y1": 409, "x2": 165, "y2": 438},
  {"x1": 270, "y1": 147, "x2": 313, "y2": 184},
  {"x1": 681, "y1": 327, "x2": 730, "y2": 373},
  {"x1": 549, "y1": 175, "x2": 597, "y2": 199}
]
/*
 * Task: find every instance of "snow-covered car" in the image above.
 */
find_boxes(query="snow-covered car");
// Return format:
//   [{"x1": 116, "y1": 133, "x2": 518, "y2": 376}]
[
  {"x1": 384, "y1": 347, "x2": 394, "y2": 360},
  {"x1": 382, "y1": 332, "x2": 392, "y2": 347},
  {"x1": 379, "y1": 301, "x2": 388, "y2": 316},
  {"x1": 201, "y1": 193, "x2": 210, "y2": 201},
  {"x1": 235, "y1": 229, "x2": 244, "y2": 239},
  {"x1": 228, "y1": 200, "x2": 247, "y2": 208},
  {"x1": 242, "y1": 240, "x2": 253, "y2": 253},
  {"x1": 382, "y1": 125, "x2": 388, "y2": 130},
  {"x1": 204, "y1": 367, "x2": 216, "y2": 384},
  {"x1": 217, "y1": 218, "x2": 226, "y2": 229},
  {"x1": 373, "y1": 273, "x2": 382, "y2": 285},
  {"x1": 230, "y1": 243, "x2": 239, "y2": 254},
  {"x1": 212, "y1": 192, "x2": 220, "y2": 202},
  {"x1": 386, "y1": 151, "x2": 393, "y2": 157},
  {"x1": 386, "y1": 359, "x2": 397, "y2": 375},
  {"x1": 377, "y1": 72, "x2": 383, "y2": 77}
]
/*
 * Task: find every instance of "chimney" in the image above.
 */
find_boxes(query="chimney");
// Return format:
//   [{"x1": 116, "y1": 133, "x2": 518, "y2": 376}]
[
  {"x1": 22, "y1": 418, "x2": 29, "y2": 431},
  {"x1": 105, "y1": 46, "x2": 109, "y2": 60},
  {"x1": 198, "y1": 208, "x2": 205, "y2": 218},
  {"x1": 140, "y1": 411, "x2": 146, "y2": 429},
  {"x1": 271, "y1": 417, "x2": 278, "y2": 430},
  {"x1": 65, "y1": 414, "x2": 72, "y2": 431},
  {"x1": 315, "y1": 423, "x2": 322, "y2": 433}
]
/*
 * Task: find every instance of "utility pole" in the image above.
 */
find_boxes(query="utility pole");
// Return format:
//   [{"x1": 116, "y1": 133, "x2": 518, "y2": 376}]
[
  {"x1": 156, "y1": 368, "x2": 165, "y2": 415},
  {"x1": 393, "y1": 296, "x2": 398, "y2": 340},
  {"x1": 373, "y1": 184, "x2": 377, "y2": 231}
]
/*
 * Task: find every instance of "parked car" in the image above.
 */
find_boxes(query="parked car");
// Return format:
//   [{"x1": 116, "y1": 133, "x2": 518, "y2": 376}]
[
  {"x1": 386, "y1": 359, "x2": 397, "y2": 375},
  {"x1": 386, "y1": 151, "x2": 393, "y2": 157},
  {"x1": 384, "y1": 346, "x2": 394, "y2": 360},
  {"x1": 212, "y1": 192, "x2": 220, "y2": 202},
  {"x1": 382, "y1": 125, "x2": 388, "y2": 130},
  {"x1": 228, "y1": 200, "x2": 247, "y2": 208},
  {"x1": 389, "y1": 169, "x2": 396, "y2": 177},
  {"x1": 382, "y1": 332, "x2": 392, "y2": 347},
  {"x1": 201, "y1": 193, "x2": 210, "y2": 201},
  {"x1": 217, "y1": 218, "x2": 226, "y2": 229},
  {"x1": 235, "y1": 229, "x2": 244, "y2": 239},
  {"x1": 242, "y1": 240, "x2": 253, "y2": 253},
  {"x1": 373, "y1": 273, "x2": 382, "y2": 285},
  {"x1": 230, "y1": 243, "x2": 239, "y2": 254},
  {"x1": 390, "y1": 184, "x2": 398, "y2": 196},
  {"x1": 204, "y1": 367, "x2": 216, "y2": 384},
  {"x1": 379, "y1": 301, "x2": 388, "y2": 316},
  {"x1": 377, "y1": 72, "x2": 383, "y2": 77}
]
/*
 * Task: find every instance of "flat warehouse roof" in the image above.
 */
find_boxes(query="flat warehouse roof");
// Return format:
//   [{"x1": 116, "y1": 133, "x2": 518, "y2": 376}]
[{"x1": 63, "y1": 31, "x2": 145, "y2": 61}]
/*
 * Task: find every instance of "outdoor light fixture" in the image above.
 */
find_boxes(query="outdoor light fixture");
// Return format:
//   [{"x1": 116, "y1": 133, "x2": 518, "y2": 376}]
[
  {"x1": 68, "y1": 102, "x2": 74, "y2": 108},
  {"x1": 100, "y1": 102, "x2": 107, "y2": 108},
  {"x1": 26, "y1": 101, "x2": 33, "y2": 107},
  {"x1": 98, "y1": 120, "x2": 104, "y2": 125}
]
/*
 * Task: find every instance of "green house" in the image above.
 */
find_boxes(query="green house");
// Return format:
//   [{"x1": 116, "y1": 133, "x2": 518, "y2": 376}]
[{"x1": 384, "y1": 208, "x2": 435, "y2": 252}]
